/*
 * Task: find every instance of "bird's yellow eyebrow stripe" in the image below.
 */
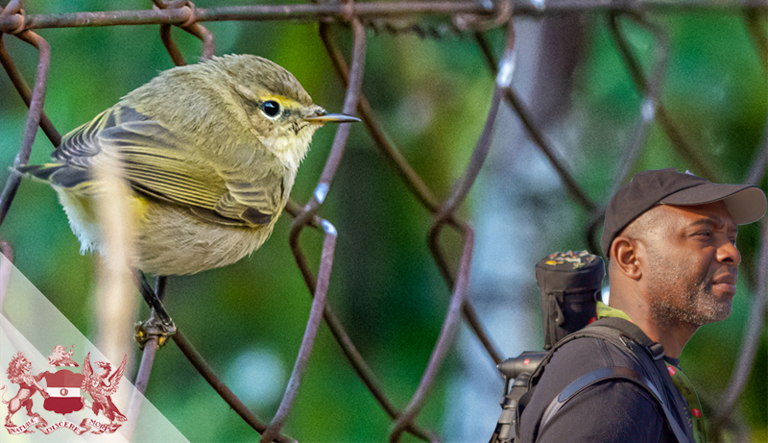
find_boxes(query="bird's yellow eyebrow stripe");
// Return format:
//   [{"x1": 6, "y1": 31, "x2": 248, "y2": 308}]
[
  {"x1": 259, "y1": 94, "x2": 302, "y2": 108},
  {"x1": 235, "y1": 87, "x2": 298, "y2": 107}
]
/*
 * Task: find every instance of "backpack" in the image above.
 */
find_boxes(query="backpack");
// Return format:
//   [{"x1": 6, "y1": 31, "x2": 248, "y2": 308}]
[
  {"x1": 535, "y1": 251, "x2": 605, "y2": 350},
  {"x1": 490, "y1": 317, "x2": 695, "y2": 443}
]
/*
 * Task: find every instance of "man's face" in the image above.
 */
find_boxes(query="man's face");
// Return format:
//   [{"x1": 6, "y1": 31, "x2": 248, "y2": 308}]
[{"x1": 643, "y1": 201, "x2": 740, "y2": 328}]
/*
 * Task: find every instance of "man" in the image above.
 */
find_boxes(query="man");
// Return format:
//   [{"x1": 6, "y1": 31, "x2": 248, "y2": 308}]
[{"x1": 518, "y1": 168, "x2": 767, "y2": 442}]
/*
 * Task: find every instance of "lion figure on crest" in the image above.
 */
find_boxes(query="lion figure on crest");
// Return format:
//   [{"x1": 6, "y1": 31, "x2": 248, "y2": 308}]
[
  {"x1": 82, "y1": 353, "x2": 127, "y2": 425},
  {"x1": 1, "y1": 352, "x2": 49, "y2": 427}
]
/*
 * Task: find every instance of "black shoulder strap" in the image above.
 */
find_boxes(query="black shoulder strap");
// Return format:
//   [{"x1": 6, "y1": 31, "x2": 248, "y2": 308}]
[
  {"x1": 516, "y1": 320, "x2": 623, "y2": 427},
  {"x1": 538, "y1": 366, "x2": 691, "y2": 443},
  {"x1": 524, "y1": 319, "x2": 630, "y2": 389},
  {"x1": 591, "y1": 317, "x2": 666, "y2": 361},
  {"x1": 593, "y1": 318, "x2": 697, "y2": 443}
]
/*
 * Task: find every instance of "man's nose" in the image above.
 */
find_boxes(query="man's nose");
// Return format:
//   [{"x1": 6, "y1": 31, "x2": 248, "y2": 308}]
[{"x1": 717, "y1": 238, "x2": 741, "y2": 266}]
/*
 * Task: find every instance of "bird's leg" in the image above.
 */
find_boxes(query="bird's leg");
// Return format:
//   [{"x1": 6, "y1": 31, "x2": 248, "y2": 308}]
[{"x1": 134, "y1": 273, "x2": 176, "y2": 349}]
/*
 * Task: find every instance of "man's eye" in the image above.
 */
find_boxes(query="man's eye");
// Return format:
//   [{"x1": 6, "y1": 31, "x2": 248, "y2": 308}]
[
  {"x1": 261, "y1": 100, "x2": 281, "y2": 118},
  {"x1": 695, "y1": 231, "x2": 712, "y2": 238}
]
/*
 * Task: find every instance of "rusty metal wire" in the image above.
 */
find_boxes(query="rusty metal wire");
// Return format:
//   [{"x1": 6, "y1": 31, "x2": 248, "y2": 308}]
[
  {"x1": 474, "y1": 31, "x2": 598, "y2": 214},
  {"x1": 0, "y1": 0, "x2": 766, "y2": 441},
  {"x1": 712, "y1": 213, "x2": 768, "y2": 433},
  {"x1": 1, "y1": 0, "x2": 768, "y2": 36},
  {"x1": 607, "y1": 13, "x2": 669, "y2": 186},
  {"x1": 172, "y1": 328, "x2": 293, "y2": 442},
  {"x1": 0, "y1": 1, "x2": 49, "y2": 227},
  {"x1": 0, "y1": 36, "x2": 59, "y2": 146},
  {"x1": 153, "y1": 0, "x2": 215, "y2": 63},
  {"x1": 264, "y1": 17, "x2": 366, "y2": 443},
  {"x1": 577, "y1": 12, "x2": 672, "y2": 256},
  {"x1": 0, "y1": 241, "x2": 13, "y2": 308},
  {"x1": 609, "y1": 13, "x2": 716, "y2": 182},
  {"x1": 390, "y1": 43, "x2": 511, "y2": 440},
  {"x1": 711, "y1": 20, "x2": 768, "y2": 430},
  {"x1": 133, "y1": 277, "x2": 167, "y2": 395},
  {"x1": 320, "y1": 25, "x2": 507, "y2": 368},
  {"x1": 744, "y1": 9, "x2": 768, "y2": 72}
]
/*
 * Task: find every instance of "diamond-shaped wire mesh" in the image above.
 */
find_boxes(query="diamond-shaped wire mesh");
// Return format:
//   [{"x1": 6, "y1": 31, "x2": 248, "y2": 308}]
[{"x1": 0, "y1": 0, "x2": 766, "y2": 441}]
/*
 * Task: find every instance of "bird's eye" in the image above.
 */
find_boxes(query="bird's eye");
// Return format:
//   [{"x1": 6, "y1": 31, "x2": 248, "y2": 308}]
[{"x1": 261, "y1": 101, "x2": 281, "y2": 118}]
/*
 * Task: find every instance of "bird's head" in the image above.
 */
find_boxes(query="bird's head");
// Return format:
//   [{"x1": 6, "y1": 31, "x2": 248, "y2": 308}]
[{"x1": 218, "y1": 54, "x2": 358, "y2": 169}]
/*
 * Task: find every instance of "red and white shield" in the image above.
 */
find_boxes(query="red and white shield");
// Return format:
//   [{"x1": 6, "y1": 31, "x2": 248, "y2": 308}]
[{"x1": 43, "y1": 369, "x2": 85, "y2": 414}]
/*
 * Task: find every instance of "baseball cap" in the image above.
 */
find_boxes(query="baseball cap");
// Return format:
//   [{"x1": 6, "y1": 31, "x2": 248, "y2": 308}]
[{"x1": 601, "y1": 168, "x2": 767, "y2": 258}]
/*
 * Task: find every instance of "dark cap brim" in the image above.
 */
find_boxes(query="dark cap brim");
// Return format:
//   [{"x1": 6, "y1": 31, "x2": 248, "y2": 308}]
[{"x1": 660, "y1": 184, "x2": 767, "y2": 225}]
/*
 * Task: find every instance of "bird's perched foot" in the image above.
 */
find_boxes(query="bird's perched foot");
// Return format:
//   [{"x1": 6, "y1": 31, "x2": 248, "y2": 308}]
[
  {"x1": 135, "y1": 273, "x2": 175, "y2": 349},
  {"x1": 134, "y1": 315, "x2": 176, "y2": 350}
]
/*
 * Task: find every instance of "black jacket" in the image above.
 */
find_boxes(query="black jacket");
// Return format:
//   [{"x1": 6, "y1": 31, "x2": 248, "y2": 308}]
[{"x1": 518, "y1": 322, "x2": 692, "y2": 442}]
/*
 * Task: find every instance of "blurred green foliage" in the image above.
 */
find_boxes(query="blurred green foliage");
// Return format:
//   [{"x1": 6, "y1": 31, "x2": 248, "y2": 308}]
[{"x1": 1, "y1": 0, "x2": 766, "y2": 441}]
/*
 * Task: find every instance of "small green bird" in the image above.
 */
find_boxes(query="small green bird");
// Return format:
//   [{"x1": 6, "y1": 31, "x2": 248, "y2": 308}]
[{"x1": 19, "y1": 54, "x2": 358, "y2": 276}]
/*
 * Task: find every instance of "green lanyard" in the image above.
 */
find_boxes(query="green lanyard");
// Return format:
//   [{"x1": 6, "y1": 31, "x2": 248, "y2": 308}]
[{"x1": 596, "y1": 301, "x2": 707, "y2": 443}]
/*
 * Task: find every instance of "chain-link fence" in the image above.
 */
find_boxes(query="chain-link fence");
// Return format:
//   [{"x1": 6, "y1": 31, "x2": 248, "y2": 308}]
[{"x1": 1, "y1": 0, "x2": 766, "y2": 441}]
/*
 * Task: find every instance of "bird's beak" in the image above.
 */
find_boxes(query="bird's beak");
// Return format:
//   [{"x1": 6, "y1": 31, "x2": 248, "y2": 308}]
[{"x1": 303, "y1": 111, "x2": 360, "y2": 124}]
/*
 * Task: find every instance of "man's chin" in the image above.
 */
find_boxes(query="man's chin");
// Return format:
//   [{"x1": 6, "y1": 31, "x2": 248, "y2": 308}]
[{"x1": 699, "y1": 299, "x2": 733, "y2": 325}]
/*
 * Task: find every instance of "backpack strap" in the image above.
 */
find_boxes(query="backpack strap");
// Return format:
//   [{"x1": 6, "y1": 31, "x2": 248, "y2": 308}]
[
  {"x1": 590, "y1": 318, "x2": 697, "y2": 443},
  {"x1": 524, "y1": 320, "x2": 627, "y2": 390},
  {"x1": 592, "y1": 317, "x2": 666, "y2": 361},
  {"x1": 515, "y1": 324, "x2": 627, "y2": 439},
  {"x1": 538, "y1": 366, "x2": 691, "y2": 443}
]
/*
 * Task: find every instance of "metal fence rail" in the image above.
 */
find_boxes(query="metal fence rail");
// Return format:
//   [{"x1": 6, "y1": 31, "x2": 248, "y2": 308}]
[{"x1": 0, "y1": 0, "x2": 765, "y2": 441}]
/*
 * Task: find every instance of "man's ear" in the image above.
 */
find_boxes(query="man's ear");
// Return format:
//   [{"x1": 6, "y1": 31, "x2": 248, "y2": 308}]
[{"x1": 610, "y1": 236, "x2": 643, "y2": 280}]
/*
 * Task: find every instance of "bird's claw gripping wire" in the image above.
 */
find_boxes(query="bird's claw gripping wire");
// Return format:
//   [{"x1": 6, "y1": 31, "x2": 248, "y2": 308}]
[
  {"x1": 135, "y1": 273, "x2": 176, "y2": 350},
  {"x1": 135, "y1": 316, "x2": 177, "y2": 350}
]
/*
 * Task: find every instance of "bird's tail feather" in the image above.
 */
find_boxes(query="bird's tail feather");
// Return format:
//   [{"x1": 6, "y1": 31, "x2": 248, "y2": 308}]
[
  {"x1": 15, "y1": 163, "x2": 91, "y2": 190},
  {"x1": 15, "y1": 163, "x2": 64, "y2": 180}
]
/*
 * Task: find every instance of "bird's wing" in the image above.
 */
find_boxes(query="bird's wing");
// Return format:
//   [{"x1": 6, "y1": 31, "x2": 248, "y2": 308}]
[
  {"x1": 100, "y1": 119, "x2": 284, "y2": 227},
  {"x1": 210, "y1": 169, "x2": 285, "y2": 226},
  {"x1": 18, "y1": 106, "x2": 131, "y2": 190},
  {"x1": 37, "y1": 104, "x2": 283, "y2": 227},
  {"x1": 99, "y1": 120, "x2": 284, "y2": 226},
  {"x1": 98, "y1": 120, "x2": 225, "y2": 213},
  {"x1": 52, "y1": 105, "x2": 148, "y2": 168}
]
